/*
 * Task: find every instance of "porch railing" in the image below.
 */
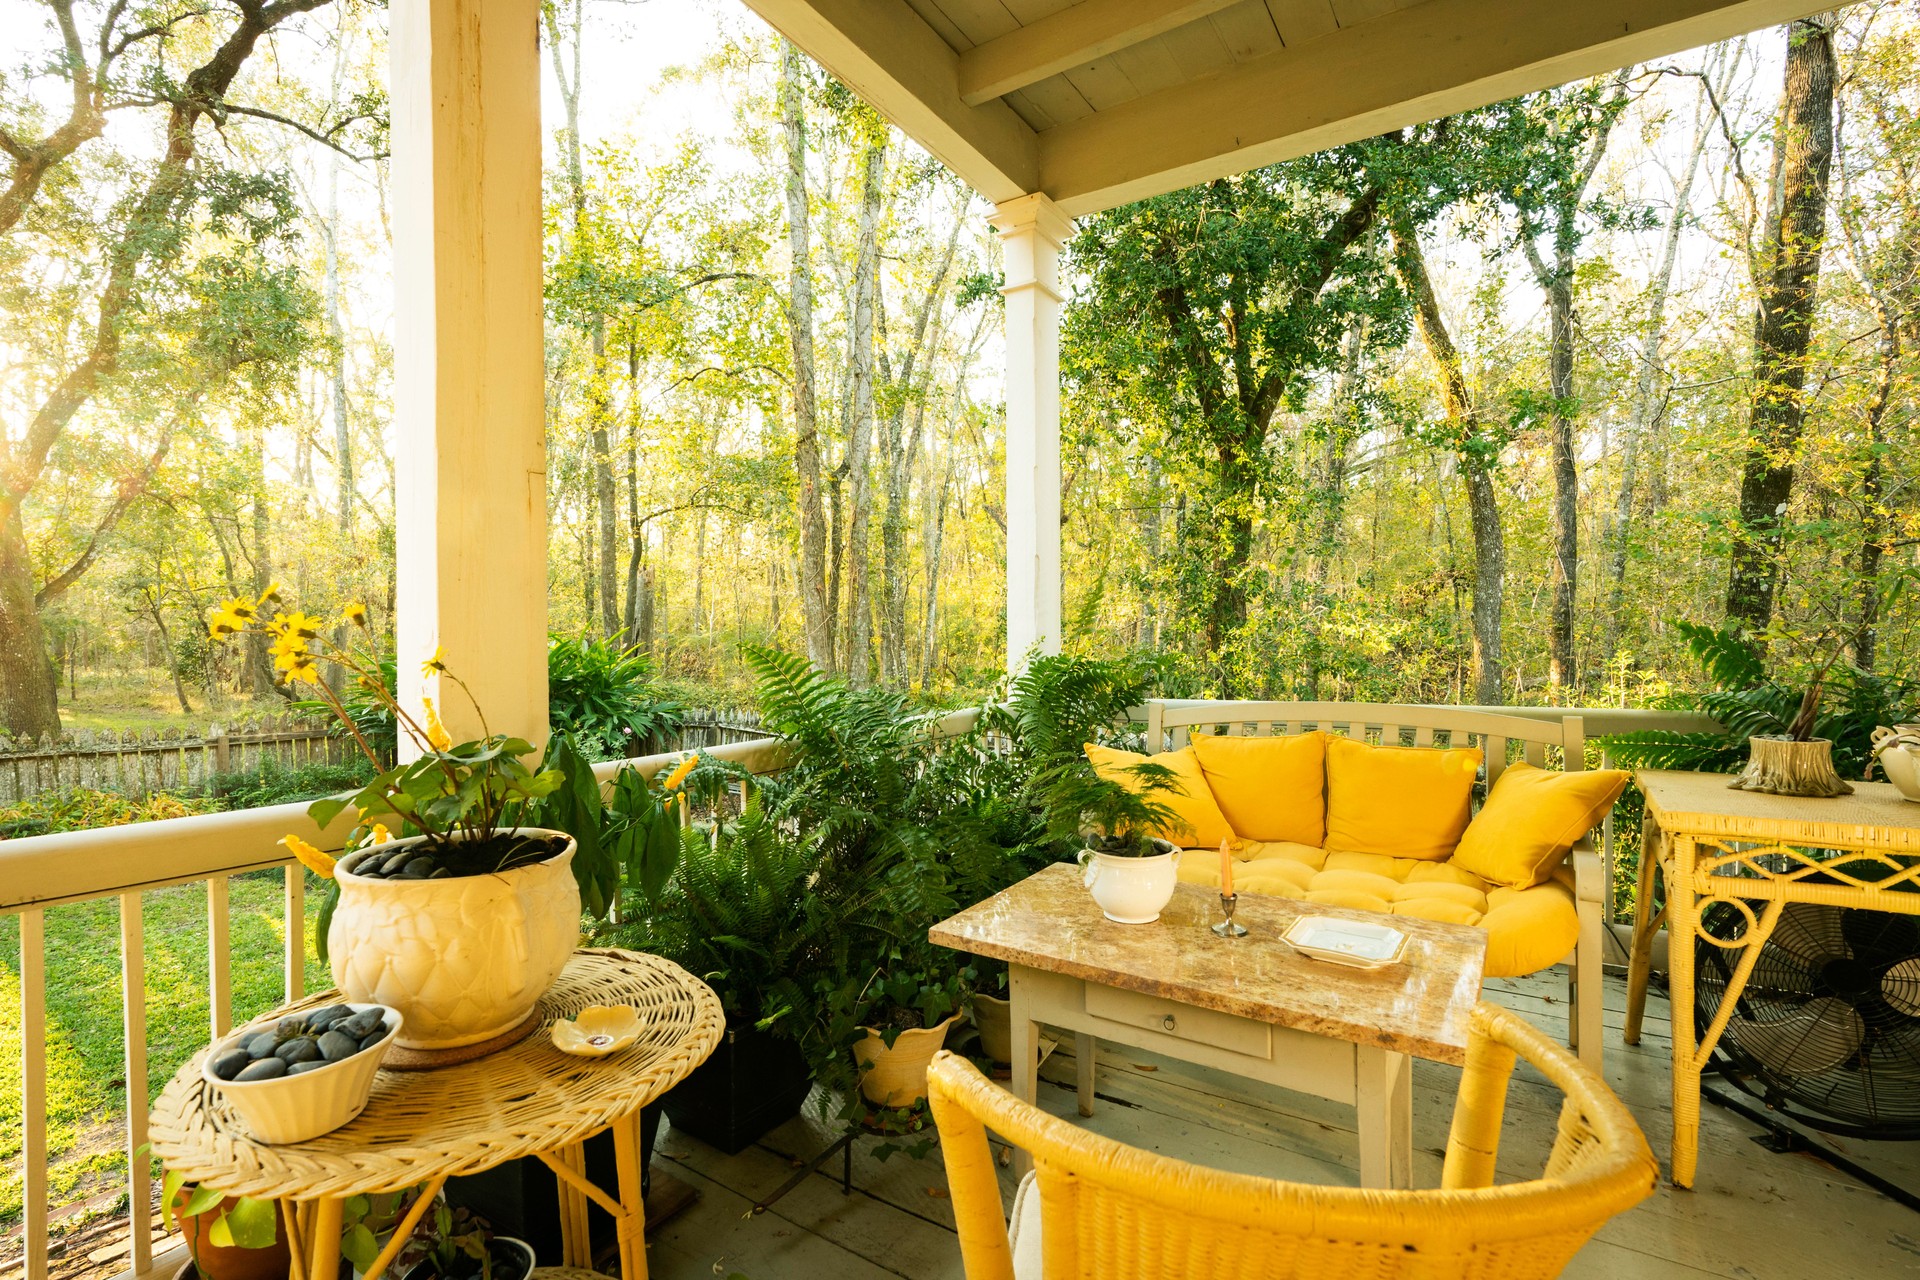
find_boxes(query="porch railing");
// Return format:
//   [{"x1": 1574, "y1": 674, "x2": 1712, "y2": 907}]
[{"x1": 0, "y1": 736, "x2": 788, "y2": 1280}]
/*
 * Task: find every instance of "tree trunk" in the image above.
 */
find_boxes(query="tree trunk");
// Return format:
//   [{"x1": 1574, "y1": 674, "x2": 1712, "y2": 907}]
[
  {"x1": 247, "y1": 420, "x2": 276, "y2": 698},
  {"x1": 842, "y1": 129, "x2": 886, "y2": 688},
  {"x1": 781, "y1": 43, "x2": 834, "y2": 673},
  {"x1": 0, "y1": 507, "x2": 58, "y2": 736},
  {"x1": 592, "y1": 327, "x2": 620, "y2": 638},
  {"x1": 144, "y1": 589, "x2": 194, "y2": 714},
  {"x1": 1394, "y1": 217, "x2": 1504, "y2": 705},
  {"x1": 1305, "y1": 321, "x2": 1364, "y2": 699},
  {"x1": 1600, "y1": 68, "x2": 1713, "y2": 678},
  {"x1": 1726, "y1": 17, "x2": 1837, "y2": 631},
  {"x1": 1536, "y1": 226, "x2": 1580, "y2": 693}
]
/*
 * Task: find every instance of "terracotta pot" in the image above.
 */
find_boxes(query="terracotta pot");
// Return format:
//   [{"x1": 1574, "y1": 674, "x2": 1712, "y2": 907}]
[
  {"x1": 1076, "y1": 840, "x2": 1181, "y2": 923},
  {"x1": 853, "y1": 1013, "x2": 962, "y2": 1107},
  {"x1": 329, "y1": 829, "x2": 580, "y2": 1050},
  {"x1": 168, "y1": 1191, "x2": 290, "y2": 1280}
]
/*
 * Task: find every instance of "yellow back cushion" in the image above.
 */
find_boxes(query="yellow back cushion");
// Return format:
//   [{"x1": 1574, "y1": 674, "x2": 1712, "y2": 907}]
[
  {"x1": 1325, "y1": 736, "x2": 1482, "y2": 861},
  {"x1": 1189, "y1": 731, "x2": 1326, "y2": 846},
  {"x1": 1451, "y1": 763, "x2": 1629, "y2": 889},
  {"x1": 1085, "y1": 744, "x2": 1236, "y2": 849}
]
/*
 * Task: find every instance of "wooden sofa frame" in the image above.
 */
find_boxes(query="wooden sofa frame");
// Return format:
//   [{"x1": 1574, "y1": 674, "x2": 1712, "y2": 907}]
[{"x1": 1143, "y1": 699, "x2": 1603, "y2": 1071}]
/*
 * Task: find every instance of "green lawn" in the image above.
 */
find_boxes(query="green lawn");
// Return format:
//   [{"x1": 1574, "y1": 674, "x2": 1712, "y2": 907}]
[{"x1": 0, "y1": 870, "x2": 331, "y2": 1228}]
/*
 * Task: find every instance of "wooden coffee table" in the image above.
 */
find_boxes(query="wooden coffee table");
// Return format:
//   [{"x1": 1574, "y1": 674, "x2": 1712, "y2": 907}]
[{"x1": 931, "y1": 864, "x2": 1487, "y2": 1188}]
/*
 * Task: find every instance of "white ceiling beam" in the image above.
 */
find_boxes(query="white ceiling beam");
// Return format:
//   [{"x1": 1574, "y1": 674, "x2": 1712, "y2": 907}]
[
  {"x1": 1038, "y1": 0, "x2": 1829, "y2": 217},
  {"x1": 958, "y1": 0, "x2": 1248, "y2": 107},
  {"x1": 737, "y1": 0, "x2": 1039, "y2": 204}
]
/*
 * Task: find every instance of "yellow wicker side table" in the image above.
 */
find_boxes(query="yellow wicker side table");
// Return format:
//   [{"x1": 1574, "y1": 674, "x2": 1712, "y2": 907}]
[
  {"x1": 1624, "y1": 770, "x2": 1920, "y2": 1187},
  {"x1": 150, "y1": 948, "x2": 724, "y2": 1280}
]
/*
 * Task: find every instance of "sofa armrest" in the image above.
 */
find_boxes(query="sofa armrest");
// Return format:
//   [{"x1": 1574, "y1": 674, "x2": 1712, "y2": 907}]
[{"x1": 1571, "y1": 836, "x2": 1604, "y2": 906}]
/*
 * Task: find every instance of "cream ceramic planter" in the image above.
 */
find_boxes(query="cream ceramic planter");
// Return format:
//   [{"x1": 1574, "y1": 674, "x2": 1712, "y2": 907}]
[
  {"x1": 853, "y1": 1013, "x2": 962, "y2": 1108},
  {"x1": 329, "y1": 829, "x2": 581, "y2": 1050},
  {"x1": 1076, "y1": 842, "x2": 1181, "y2": 923},
  {"x1": 1874, "y1": 726, "x2": 1920, "y2": 803}
]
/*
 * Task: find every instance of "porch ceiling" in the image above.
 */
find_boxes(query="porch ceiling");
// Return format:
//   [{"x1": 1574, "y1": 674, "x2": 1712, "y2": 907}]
[{"x1": 738, "y1": 0, "x2": 1829, "y2": 217}]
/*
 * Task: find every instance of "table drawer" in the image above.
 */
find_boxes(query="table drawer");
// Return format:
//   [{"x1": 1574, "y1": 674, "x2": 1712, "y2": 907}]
[{"x1": 1085, "y1": 984, "x2": 1271, "y2": 1059}]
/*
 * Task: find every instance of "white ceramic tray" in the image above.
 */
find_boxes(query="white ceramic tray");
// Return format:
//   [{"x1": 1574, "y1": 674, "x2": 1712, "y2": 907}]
[{"x1": 1282, "y1": 915, "x2": 1408, "y2": 969}]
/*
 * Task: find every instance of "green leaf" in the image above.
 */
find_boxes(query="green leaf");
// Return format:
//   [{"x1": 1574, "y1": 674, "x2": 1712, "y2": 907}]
[
  {"x1": 308, "y1": 796, "x2": 349, "y2": 830},
  {"x1": 180, "y1": 1183, "x2": 226, "y2": 1219},
  {"x1": 340, "y1": 1223, "x2": 380, "y2": 1270},
  {"x1": 222, "y1": 1197, "x2": 280, "y2": 1250}
]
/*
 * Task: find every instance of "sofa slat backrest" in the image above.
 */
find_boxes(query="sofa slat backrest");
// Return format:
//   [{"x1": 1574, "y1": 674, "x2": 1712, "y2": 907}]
[{"x1": 1144, "y1": 701, "x2": 1585, "y2": 796}]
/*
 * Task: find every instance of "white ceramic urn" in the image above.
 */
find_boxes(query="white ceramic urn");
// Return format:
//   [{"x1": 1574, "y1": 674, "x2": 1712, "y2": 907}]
[
  {"x1": 1076, "y1": 842, "x2": 1182, "y2": 924},
  {"x1": 1874, "y1": 726, "x2": 1920, "y2": 803},
  {"x1": 328, "y1": 828, "x2": 581, "y2": 1050}
]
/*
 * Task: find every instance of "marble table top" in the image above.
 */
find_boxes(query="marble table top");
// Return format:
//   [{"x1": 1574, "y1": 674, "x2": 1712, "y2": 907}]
[{"x1": 930, "y1": 863, "x2": 1488, "y2": 1065}]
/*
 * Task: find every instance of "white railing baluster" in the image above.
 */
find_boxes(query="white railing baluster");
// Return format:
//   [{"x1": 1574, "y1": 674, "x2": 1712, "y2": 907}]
[
  {"x1": 121, "y1": 891, "x2": 152, "y2": 1276},
  {"x1": 284, "y1": 864, "x2": 305, "y2": 1003},
  {"x1": 22, "y1": 908, "x2": 50, "y2": 1280},
  {"x1": 208, "y1": 876, "x2": 231, "y2": 1038}
]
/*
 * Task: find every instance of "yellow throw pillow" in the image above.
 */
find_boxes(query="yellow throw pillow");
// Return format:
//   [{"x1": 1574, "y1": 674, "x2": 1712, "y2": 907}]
[
  {"x1": 1325, "y1": 736, "x2": 1482, "y2": 861},
  {"x1": 1084, "y1": 743, "x2": 1235, "y2": 849},
  {"x1": 1189, "y1": 731, "x2": 1326, "y2": 846},
  {"x1": 1451, "y1": 763, "x2": 1629, "y2": 889}
]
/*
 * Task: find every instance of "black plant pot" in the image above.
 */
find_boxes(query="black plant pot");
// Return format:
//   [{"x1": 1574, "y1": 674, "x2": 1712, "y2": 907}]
[
  {"x1": 402, "y1": 1237, "x2": 535, "y2": 1280},
  {"x1": 661, "y1": 1023, "x2": 813, "y2": 1155},
  {"x1": 444, "y1": 1101, "x2": 663, "y2": 1267}
]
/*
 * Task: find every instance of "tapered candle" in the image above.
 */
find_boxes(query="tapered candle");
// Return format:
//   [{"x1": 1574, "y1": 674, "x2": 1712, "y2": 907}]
[{"x1": 1219, "y1": 839, "x2": 1233, "y2": 899}]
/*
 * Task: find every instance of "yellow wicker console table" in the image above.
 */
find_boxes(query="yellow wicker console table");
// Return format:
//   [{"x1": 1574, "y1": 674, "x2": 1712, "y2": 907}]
[
  {"x1": 149, "y1": 948, "x2": 724, "y2": 1280},
  {"x1": 1624, "y1": 770, "x2": 1920, "y2": 1187}
]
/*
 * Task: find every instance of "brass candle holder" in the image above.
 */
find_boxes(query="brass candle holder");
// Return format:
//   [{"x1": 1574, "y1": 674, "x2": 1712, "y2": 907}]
[{"x1": 1212, "y1": 892, "x2": 1248, "y2": 938}]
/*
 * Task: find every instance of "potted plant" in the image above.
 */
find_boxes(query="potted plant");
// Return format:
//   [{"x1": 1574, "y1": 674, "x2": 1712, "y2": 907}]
[
  {"x1": 1039, "y1": 758, "x2": 1184, "y2": 923},
  {"x1": 617, "y1": 793, "x2": 844, "y2": 1152},
  {"x1": 209, "y1": 589, "x2": 579, "y2": 1051},
  {"x1": 846, "y1": 955, "x2": 969, "y2": 1108},
  {"x1": 163, "y1": 1178, "x2": 287, "y2": 1280},
  {"x1": 403, "y1": 1203, "x2": 534, "y2": 1280}
]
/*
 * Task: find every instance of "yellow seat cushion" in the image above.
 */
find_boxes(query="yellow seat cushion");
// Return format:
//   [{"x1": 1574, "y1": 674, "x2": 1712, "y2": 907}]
[
  {"x1": 1451, "y1": 762, "x2": 1630, "y2": 889},
  {"x1": 1177, "y1": 843, "x2": 1577, "y2": 979},
  {"x1": 1086, "y1": 743, "x2": 1235, "y2": 849},
  {"x1": 1325, "y1": 736, "x2": 1482, "y2": 861},
  {"x1": 1189, "y1": 731, "x2": 1326, "y2": 846},
  {"x1": 1235, "y1": 840, "x2": 1329, "y2": 870}
]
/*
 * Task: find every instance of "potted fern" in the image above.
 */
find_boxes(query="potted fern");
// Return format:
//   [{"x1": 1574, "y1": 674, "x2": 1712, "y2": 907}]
[
  {"x1": 1038, "y1": 757, "x2": 1184, "y2": 923},
  {"x1": 622, "y1": 798, "x2": 852, "y2": 1152}
]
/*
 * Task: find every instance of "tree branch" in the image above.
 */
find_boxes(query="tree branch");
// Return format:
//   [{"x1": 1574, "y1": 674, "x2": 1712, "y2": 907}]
[{"x1": 35, "y1": 423, "x2": 175, "y2": 608}]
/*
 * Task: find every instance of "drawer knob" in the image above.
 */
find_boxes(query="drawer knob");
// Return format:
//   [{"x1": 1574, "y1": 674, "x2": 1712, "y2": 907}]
[{"x1": 1162, "y1": 1014, "x2": 1177, "y2": 1032}]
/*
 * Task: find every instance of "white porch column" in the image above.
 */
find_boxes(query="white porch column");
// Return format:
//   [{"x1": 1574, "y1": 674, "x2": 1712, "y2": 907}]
[
  {"x1": 391, "y1": 0, "x2": 549, "y2": 750},
  {"x1": 991, "y1": 193, "x2": 1071, "y2": 672}
]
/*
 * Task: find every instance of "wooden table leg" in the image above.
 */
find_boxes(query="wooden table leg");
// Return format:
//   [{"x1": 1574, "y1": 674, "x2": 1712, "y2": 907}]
[
  {"x1": 554, "y1": 1142, "x2": 593, "y2": 1268},
  {"x1": 1354, "y1": 1046, "x2": 1412, "y2": 1190},
  {"x1": 307, "y1": 1196, "x2": 343, "y2": 1280},
  {"x1": 611, "y1": 1110, "x2": 651, "y2": 1280},
  {"x1": 1624, "y1": 815, "x2": 1665, "y2": 1047},
  {"x1": 1075, "y1": 1033, "x2": 1096, "y2": 1118}
]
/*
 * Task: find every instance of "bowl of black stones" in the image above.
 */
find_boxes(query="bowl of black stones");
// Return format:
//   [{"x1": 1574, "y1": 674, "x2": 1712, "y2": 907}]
[{"x1": 201, "y1": 1001, "x2": 402, "y2": 1143}]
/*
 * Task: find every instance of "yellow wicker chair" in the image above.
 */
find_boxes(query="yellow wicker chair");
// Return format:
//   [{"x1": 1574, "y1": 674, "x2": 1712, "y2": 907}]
[{"x1": 926, "y1": 1002, "x2": 1655, "y2": 1280}]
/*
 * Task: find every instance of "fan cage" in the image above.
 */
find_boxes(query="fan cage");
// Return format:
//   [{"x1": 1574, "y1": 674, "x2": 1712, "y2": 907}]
[{"x1": 1696, "y1": 862, "x2": 1920, "y2": 1140}]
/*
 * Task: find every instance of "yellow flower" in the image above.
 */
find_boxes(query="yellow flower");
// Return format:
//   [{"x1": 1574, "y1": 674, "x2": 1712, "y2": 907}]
[
  {"x1": 257, "y1": 581, "x2": 285, "y2": 608},
  {"x1": 216, "y1": 596, "x2": 256, "y2": 624},
  {"x1": 343, "y1": 603, "x2": 369, "y2": 629},
  {"x1": 281, "y1": 834, "x2": 336, "y2": 880},
  {"x1": 269, "y1": 630, "x2": 309, "y2": 661},
  {"x1": 421, "y1": 645, "x2": 447, "y2": 678},
  {"x1": 280, "y1": 611, "x2": 325, "y2": 640},
  {"x1": 368, "y1": 823, "x2": 392, "y2": 846},
  {"x1": 662, "y1": 753, "x2": 699, "y2": 791},
  {"x1": 207, "y1": 610, "x2": 243, "y2": 639},
  {"x1": 422, "y1": 696, "x2": 453, "y2": 752},
  {"x1": 286, "y1": 657, "x2": 323, "y2": 686}
]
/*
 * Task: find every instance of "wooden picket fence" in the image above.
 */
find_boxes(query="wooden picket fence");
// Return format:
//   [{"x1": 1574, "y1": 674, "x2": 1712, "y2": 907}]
[
  {"x1": 0, "y1": 708, "x2": 772, "y2": 808},
  {"x1": 0, "y1": 717, "x2": 352, "y2": 808}
]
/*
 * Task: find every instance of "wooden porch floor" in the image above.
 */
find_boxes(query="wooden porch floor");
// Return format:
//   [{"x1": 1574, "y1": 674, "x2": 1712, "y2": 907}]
[{"x1": 638, "y1": 971, "x2": 1920, "y2": 1279}]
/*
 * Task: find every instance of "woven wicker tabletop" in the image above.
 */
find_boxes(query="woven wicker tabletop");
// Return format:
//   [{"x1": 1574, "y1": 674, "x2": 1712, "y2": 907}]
[
  {"x1": 149, "y1": 948, "x2": 724, "y2": 1200},
  {"x1": 1637, "y1": 768, "x2": 1920, "y2": 851}
]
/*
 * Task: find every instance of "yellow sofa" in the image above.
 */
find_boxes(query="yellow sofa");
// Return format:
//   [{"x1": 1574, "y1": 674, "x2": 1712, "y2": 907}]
[{"x1": 1124, "y1": 700, "x2": 1620, "y2": 1069}]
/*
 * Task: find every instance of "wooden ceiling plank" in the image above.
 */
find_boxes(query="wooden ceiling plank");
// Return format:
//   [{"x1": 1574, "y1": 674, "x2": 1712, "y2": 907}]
[
  {"x1": 740, "y1": 0, "x2": 1039, "y2": 202},
  {"x1": 1039, "y1": 0, "x2": 1829, "y2": 216},
  {"x1": 1264, "y1": 0, "x2": 1338, "y2": 44},
  {"x1": 1208, "y1": 0, "x2": 1284, "y2": 61},
  {"x1": 958, "y1": 0, "x2": 1249, "y2": 105}
]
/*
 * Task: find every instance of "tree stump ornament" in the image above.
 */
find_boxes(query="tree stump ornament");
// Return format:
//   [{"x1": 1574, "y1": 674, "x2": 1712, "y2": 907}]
[{"x1": 1730, "y1": 736, "x2": 1853, "y2": 798}]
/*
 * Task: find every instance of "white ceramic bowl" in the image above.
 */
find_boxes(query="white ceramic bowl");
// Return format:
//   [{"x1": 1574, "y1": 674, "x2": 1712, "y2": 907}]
[{"x1": 202, "y1": 1002, "x2": 401, "y2": 1144}]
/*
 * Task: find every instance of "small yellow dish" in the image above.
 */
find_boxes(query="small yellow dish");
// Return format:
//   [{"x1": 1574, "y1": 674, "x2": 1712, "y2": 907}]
[{"x1": 551, "y1": 1005, "x2": 643, "y2": 1056}]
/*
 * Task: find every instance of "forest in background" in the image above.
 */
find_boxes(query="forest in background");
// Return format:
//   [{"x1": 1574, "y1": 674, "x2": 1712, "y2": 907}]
[{"x1": 0, "y1": 0, "x2": 1916, "y2": 742}]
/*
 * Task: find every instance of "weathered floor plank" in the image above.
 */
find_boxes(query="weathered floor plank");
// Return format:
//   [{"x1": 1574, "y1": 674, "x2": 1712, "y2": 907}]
[{"x1": 638, "y1": 972, "x2": 1920, "y2": 1280}]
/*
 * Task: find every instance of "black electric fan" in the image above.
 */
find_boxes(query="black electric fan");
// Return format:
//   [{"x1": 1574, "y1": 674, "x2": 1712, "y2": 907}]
[{"x1": 1697, "y1": 895, "x2": 1920, "y2": 1139}]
